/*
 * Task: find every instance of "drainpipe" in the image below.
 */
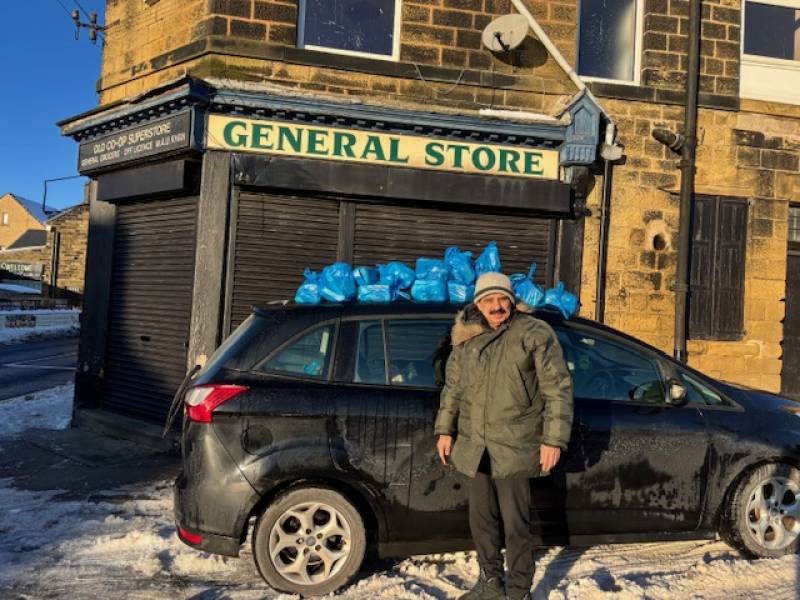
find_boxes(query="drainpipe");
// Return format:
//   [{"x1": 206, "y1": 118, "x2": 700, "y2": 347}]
[
  {"x1": 673, "y1": 0, "x2": 702, "y2": 363},
  {"x1": 595, "y1": 157, "x2": 613, "y2": 323}
]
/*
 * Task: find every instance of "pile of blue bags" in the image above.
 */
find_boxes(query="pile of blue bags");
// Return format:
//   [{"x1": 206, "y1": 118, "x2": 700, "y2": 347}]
[{"x1": 294, "y1": 241, "x2": 580, "y2": 318}]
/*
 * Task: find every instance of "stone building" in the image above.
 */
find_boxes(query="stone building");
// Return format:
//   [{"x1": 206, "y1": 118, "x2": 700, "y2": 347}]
[
  {"x1": 0, "y1": 193, "x2": 52, "y2": 250},
  {"x1": 41, "y1": 203, "x2": 91, "y2": 300},
  {"x1": 59, "y1": 0, "x2": 799, "y2": 421}
]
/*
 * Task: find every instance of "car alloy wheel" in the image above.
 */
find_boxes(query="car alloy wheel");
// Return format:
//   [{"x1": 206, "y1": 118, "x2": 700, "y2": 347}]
[
  {"x1": 726, "y1": 462, "x2": 800, "y2": 558},
  {"x1": 253, "y1": 487, "x2": 366, "y2": 596},
  {"x1": 744, "y1": 475, "x2": 800, "y2": 551},
  {"x1": 268, "y1": 501, "x2": 352, "y2": 585}
]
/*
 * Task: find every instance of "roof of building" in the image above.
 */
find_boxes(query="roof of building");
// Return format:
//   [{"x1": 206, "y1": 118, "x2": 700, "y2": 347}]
[
  {"x1": 4, "y1": 193, "x2": 57, "y2": 225},
  {"x1": 46, "y1": 201, "x2": 88, "y2": 223},
  {"x1": 5, "y1": 229, "x2": 47, "y2": 250}
]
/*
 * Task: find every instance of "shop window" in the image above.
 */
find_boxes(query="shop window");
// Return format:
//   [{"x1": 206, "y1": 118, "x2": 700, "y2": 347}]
[
  {"x1": 297, "y1": 0, "x2": 400, "y2": 60},
  {"x1": 689, "y1": 196, "x2": 748, "y2": 341},
  {"x1": 741, "y1": 1, "x2": 800, "y2": 105},
  {"x1": 577, "y1": 0, "x2": 642, "y2": 83}
]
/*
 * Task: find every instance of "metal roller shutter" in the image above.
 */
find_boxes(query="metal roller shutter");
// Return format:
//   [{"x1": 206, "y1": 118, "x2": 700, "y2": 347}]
[
  {"x1": 104, "y1": 197, "x2": 197, "y2": 421},
  {"x1": 230, "y1": 192, "x2": 340, "y2": 328},
  {"x1": 353, "y1": 203, "x2": 555, "y2": 286}
]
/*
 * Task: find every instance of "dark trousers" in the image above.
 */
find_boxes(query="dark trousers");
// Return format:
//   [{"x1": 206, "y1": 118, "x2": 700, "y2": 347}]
[{"x1": 468, "y1": 453, "x2": 535, "y2": 599}]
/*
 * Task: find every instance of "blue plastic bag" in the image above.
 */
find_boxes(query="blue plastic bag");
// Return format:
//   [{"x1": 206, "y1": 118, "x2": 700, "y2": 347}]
[
  {"x1": 444, "y1": 246, "x2": 475, "y2": 284},
  {"x1": 319, "y1": 262, "x2": 357, "y2": 302},
  {"x1": 416, "y1": 258, "x2": 449, "y2": 282},
  {"x1": 353, "y1": 266, "x2": 379, "y2": 286},
  {"x1": 357, "y1": 284, "x2": 410, "y2": 304},
  {"x1": 513, "y1": 263, "x2": 545, "y2": 308},
  {"x1": 378, "y1": 261, "x2": 416, "y2": 290},
  {"x1": 294, "y1": 268, "x2": 321, "y2": 305},
  {"x1": 475, "y1": 241, "x2": 501, "y2": 276},
  {"x1": 543, "y1": 282, "x2": 580, "y2": 318},
  {"x1": 411, "y1": 278, "x2": 447, "y2": 302},
  {"x1": 448, "y1": 281, "x2": 475, "y2": 304}
]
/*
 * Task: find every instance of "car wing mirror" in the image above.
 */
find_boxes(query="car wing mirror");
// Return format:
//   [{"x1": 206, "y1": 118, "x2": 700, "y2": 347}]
[{"x1": 666, "y1": 378, "x2": 688, "y2": 406}]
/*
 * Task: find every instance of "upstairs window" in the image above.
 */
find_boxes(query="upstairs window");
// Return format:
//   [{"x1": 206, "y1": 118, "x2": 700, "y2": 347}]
[
  {"x1": 578, "y1": 0, "x2": 642, "y2": 83},
  {"x1": 1, "y1": 213, "x2": 8, "y2": 225},
  {"x1": 789, "y1": 205, "x2": 800, "y2": 244},
  {"x1": 298, "y1": 0, "x2": 401, "y2": 60},
  {"x1": 741, "y1": 1, "x2": 800, "y2": 104}
]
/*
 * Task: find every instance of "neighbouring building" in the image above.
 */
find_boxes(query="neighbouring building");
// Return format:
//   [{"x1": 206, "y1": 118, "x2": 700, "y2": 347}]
[{"x1": 59, "y1": 0, "x2": 799, "y2": 423}]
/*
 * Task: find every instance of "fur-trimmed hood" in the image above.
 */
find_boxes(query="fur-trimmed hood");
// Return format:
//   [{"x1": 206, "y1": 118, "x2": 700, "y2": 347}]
[{"x1": 451, "y1": 302, "x2": 534, "y2": 346}]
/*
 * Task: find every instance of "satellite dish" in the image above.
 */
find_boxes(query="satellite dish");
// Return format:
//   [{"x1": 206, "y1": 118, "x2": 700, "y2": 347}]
[{"x1": 482, "y1": 13, "x2": 529, "y2": 52}]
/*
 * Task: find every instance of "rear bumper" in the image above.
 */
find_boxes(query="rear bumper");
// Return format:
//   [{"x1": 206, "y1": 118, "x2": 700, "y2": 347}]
[{"x1": 173, "y1": 423, "x2": 262, "y2": 558}]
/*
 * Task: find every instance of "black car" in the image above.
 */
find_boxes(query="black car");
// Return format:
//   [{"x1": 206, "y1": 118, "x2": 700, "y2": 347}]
[{"x1": 174, "y1": 303, "x2": 800, "y2": 596}]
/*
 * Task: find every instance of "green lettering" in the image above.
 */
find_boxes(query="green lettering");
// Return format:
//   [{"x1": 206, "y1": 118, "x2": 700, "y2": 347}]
[
  {"x1": 425, "y1": 142, "x2": 445, "y2": 166},
  {"x1": 447, "y1": 144, "x2": 470, "y2": 168},
  {"x1": 472, "y1": 147, "x2": 496, "y2": 171},
  {"x1": 499, "y1": 149, "x2": 521, "y2": 173},
  {"x1": 222, "y1": 120, "x2": 248, "y2": 147},
  {"x1": 251, "y1": 124, "x2": 273, "y2": 149},
  {"x1": 360, "y1": 136, "x2": 387, "y2": 161},
  {"x1": 523, "y1": 151, "x2": 543, "y2": 175},
  {"x1": 388, "y1": 138, "x2": 409, "y2": 163},
  {"x1": 276, "y1": 126, "x2": 302, "y2": 152},
  {"x1": 333, "y1": 131, "x2": 357, "y2": 158},
  {"x1": 306, "y1": 129, "x2": 329, "y2": 155}
]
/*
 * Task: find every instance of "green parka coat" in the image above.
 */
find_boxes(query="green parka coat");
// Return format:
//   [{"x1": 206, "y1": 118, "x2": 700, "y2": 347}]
[{"x1": 434, "y1": 303, "x2": 574, "y2": 479}]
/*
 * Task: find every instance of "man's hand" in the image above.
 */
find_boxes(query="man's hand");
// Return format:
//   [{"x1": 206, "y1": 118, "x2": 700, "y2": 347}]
[
  {"x1": 437, "y1": 435, "x2": 454, "y2": 465},
  {"x1": 540, "y1": 444, "x2": 561, "y2": 473}
]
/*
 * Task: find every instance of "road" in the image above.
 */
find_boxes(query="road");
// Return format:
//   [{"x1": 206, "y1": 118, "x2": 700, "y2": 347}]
[{"x1": 0, "y1": 335, "x2": 78, "y2": 400}]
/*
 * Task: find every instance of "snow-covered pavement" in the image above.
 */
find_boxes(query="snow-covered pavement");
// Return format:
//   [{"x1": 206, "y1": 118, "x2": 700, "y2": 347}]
[{"x1": 0, "y1": 386, "x2": 798, "y2": 599}]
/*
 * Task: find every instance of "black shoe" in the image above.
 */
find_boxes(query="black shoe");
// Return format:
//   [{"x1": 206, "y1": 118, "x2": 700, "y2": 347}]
[{"x1": 458, "y1": 573, "x2": 505, "y2": 600}]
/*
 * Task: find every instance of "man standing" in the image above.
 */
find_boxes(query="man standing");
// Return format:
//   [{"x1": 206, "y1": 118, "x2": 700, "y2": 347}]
[{"x1": 435, "y1": 272, "x2": 573, "y2": 600}]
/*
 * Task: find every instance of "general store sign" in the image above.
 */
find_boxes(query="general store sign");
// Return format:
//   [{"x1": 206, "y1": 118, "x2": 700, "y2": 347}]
[{"x1": 207, "y1": 115, "x2": 559, "y2": 180}]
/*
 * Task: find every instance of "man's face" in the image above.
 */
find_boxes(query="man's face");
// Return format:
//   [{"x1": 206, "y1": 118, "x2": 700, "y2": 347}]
[{"x1": 476, "y1": 293, "x2": 513, "y2": 329}]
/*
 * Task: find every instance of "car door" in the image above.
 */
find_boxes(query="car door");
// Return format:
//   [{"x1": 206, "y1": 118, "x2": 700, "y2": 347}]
[
  {"x1": 553, "y1": 322, "x2": 711, "y2": 535},
  {"x1": 329, "y1": 315, "x2": 472, "y2": 547}
]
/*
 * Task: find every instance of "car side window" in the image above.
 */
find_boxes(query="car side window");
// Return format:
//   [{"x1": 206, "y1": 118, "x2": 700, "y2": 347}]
[
  {"x1": 386, "y1": 319, "x2": 452, "y2": 388},
  {"x1": 354, "y1": 320, "x2": 387, "y2": 384},
  {"x1": 555, "y1": 326, "x2": 665, "y2": 403},
  {"x1": 679, "y1": 371, "x2": 726, "y2": 406},
  {"x1": 259, "y1": 324, "x2": 335, "y2": 379}
]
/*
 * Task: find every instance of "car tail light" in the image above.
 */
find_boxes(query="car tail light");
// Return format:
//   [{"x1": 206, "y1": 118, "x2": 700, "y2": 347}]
[
  {"x1": 184, "y1": 384, "x2": 249, "y2": 423},
  {"x1": 178, "y1": 527, "x2": 203, "y2": 545}
]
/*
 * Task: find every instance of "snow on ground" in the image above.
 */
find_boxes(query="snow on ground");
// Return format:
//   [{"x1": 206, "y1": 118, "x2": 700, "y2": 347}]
[
  {"x1": 0, "y1": 384, "x2": 797, "y2": 598},
  {"x1": 0, "y1": 323, "x2": 79, "y2": 344},
  {"x1": 0, "y1": 382, "x2": 73, "y2": 438},
  {"x1": 0, "y1": 471, "x2": 797, "y2": 599}
]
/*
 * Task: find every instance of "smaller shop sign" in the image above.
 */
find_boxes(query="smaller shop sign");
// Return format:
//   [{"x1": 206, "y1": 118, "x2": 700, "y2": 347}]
[
  {"x1": 78, "y1": 111, "x2": 194, "y2": 173},
  {"x1": 207, "y1": 114, "x2": 559, "y2": 180},
  {"x1": 0, "y1": 262, "x2": 44, "y2": 280}
]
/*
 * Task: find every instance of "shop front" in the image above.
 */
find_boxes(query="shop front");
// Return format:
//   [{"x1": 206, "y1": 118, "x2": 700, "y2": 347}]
[{"x1": 62, "y1": 78, "x2": 604, "y2": 423}]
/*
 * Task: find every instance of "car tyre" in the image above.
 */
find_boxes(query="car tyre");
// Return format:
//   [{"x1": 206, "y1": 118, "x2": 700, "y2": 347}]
[
  {"x1": 253, "y1": 486, "x2": 366, "y2": 596},
  {"x1": 725, "y1": 463, "x2": 800, "y2": 558}
]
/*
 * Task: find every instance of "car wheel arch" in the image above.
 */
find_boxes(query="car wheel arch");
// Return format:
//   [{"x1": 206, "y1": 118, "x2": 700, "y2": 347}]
[
  {"x1": 714, "y1": 455, "x2": 800, "y2": 531},
  {"x1": 242, "y1": 477, "x2": 386, "y2": 547}
]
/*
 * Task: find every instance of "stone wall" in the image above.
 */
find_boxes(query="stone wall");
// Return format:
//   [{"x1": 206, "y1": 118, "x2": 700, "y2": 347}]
[{"x1": 42, "y1": 204, "x2": 90, "y2": 296}]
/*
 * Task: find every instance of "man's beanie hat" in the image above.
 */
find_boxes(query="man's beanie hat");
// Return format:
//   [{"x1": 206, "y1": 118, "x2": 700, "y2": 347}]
[{"x1": 474, "y1": 272, "x2": 516, "y2": 305}]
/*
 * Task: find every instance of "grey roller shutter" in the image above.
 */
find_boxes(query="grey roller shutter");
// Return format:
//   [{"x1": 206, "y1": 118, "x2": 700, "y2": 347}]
[
  {"x1": 104, "y1": 197, "x2": 198, "y2": 421},
  {"x1": 230, "y1": 192, "x2": 340, "y2": 328},
  {"x1": 352, "y1": 203, "x2": 555, "y2": 286}
]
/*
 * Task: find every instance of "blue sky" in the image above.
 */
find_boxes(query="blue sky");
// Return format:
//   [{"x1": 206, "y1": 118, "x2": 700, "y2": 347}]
[{"x1": 0, "y1": 0, "x2": 106, "y2": 210}]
